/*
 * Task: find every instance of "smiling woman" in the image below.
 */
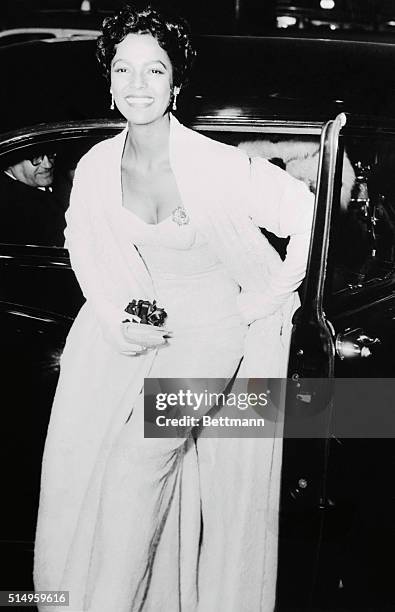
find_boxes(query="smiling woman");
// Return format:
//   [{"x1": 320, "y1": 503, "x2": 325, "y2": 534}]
[
  {"x1": 33, "y1": 4, "x2": 314, "y2": 612},
  {"x1": 110, "y1": 34, "x2": 174, "y2": 125}
]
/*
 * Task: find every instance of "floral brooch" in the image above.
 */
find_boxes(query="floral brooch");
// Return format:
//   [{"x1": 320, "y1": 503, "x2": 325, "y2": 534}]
[{"x1": 172, "y1": 206, "x2": 189, "y2": 226}]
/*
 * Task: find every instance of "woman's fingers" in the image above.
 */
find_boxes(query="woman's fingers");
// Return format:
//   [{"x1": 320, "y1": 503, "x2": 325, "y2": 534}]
[
  {"x1": 132, "y1": 323, "x2": 171, "y2": 333},
  {"x1": 121, "y1": 322, "x2": 171, "y2": 348},
  {"x1": 126, "y1": 331, "x2": 167, "y2": 347}
]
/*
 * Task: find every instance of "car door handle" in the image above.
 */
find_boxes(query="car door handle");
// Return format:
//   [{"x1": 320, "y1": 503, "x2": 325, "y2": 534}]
[{"x1": 335, "y1": 327, "x2": 381, "y2": 360}]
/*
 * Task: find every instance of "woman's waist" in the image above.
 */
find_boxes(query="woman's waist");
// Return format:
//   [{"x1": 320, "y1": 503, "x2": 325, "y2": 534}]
[
  {"x1": 152, "y1": 287, "x2": 242, "y2": 329},
  {"x1": 163, "y1": 311, "x2": 245, "y2": 334},
  {"x1": 157, "y1": 319, "x2": 247, "y2": 357},
  {"x1": 151, "y1": 271, "x2": 240, "y2": 299}
]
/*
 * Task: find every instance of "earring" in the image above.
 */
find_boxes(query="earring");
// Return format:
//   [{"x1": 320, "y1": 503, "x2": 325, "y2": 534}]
[
  {"x1": 110, "y1": 91, "x2": 114, "y2": 111},
  {"x1": 172, "y1": 87, "x2": 180, "y2": 111}
]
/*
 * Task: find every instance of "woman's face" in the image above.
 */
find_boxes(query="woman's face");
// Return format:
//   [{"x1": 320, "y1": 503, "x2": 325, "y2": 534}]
[{"x1": 110, "y1": 33, "x2": 173, "y2": 125}]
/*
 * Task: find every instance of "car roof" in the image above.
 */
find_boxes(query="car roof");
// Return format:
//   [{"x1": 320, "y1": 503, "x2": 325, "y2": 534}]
[
  {"x1": 0, "y1": 8, "x2": 110, "y2": 31},
  {"x1": 0, "y1": 27, "x2": 101, "y2": 46},
  {"x1": 192, "y1": 35, "x2": 395, "y2": 120},
  {"x1": 1, "y1": 34, "x2": 395, "y2": 134}
]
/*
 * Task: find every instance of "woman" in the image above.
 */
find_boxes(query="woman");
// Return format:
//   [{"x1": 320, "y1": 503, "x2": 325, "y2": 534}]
[{"x1": 34, "y1": 4, "x2": 314, "y2": 611}]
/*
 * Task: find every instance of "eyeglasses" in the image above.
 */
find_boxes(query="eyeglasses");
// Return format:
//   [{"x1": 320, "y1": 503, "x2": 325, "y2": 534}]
[{"x1": 29, "y1": 153, "x2": 57, "y2": 166}]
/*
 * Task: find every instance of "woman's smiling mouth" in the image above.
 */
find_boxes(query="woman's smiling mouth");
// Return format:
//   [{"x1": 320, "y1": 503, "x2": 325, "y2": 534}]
[{"x1": 125, "y1": 96, "x2": 154, "y2": 106}]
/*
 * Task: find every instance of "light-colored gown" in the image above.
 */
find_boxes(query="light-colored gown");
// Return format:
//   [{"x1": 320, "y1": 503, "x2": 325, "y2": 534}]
[
  {"x1": 39, "y1": 210, "x2": 279, "y2": 612},
  {"x1": 78, "y1": 209, "x2": 249, "y2": 611}
]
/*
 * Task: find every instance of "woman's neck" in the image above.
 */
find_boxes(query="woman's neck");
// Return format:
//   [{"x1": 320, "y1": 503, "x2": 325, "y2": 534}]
[{"x1": 125, "y1": 113, "x2": 170, "y2": 172}]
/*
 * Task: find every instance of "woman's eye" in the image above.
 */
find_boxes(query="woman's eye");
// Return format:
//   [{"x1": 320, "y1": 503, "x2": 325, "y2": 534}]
[
  {"x1": 150, "y1": 68, "x2": 164, "y2": 75},
  {"x1": 114, "y1": 67, "x2": 128, "y2": 73}
]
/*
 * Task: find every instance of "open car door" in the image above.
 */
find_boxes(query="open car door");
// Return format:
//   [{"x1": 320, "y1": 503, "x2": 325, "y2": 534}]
[{"x1": 277, "y1": 113, "x2": 347, "y2": 610}]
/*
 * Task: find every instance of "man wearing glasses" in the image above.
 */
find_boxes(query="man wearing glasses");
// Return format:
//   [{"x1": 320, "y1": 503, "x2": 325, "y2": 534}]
[{"x1": 1, "y1": 152, "x2": 67, "y2": 246}]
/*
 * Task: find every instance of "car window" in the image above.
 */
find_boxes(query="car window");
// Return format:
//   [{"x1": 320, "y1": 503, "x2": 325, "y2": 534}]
[
  {"x1": 0, "y1": 136, "x2": 108, "y2": 248},
  {"x1": 0, "y1": 127, "x2": 321, "y2": 250},
  {"x1": 201, "y1": 131, "x2": 321, "y2": 196},
  {"x1": 325, "y1": 133, "x2": 395, "y2": 297}
]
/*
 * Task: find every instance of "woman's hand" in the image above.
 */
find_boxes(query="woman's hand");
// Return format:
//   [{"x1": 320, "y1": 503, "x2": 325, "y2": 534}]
[{"x1": 120, "y1": 321, "x2": 171, "y2": 355}]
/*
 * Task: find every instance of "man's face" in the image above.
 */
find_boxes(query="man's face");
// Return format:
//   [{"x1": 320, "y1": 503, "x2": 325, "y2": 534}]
[{"x1": 7, "y1": 154, "x2": 55, "y2": 188}]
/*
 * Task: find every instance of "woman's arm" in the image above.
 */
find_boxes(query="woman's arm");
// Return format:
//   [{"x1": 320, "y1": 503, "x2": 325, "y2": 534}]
[
  {"x1": 65, "y1": 159, "x2": 167, "y2": 353},
  {"x1": 64, "y1": 159, "x2": 125, "y2": 333},
  {"x1": 238, "y1": 156, "x2": 315, "y2": 324}
]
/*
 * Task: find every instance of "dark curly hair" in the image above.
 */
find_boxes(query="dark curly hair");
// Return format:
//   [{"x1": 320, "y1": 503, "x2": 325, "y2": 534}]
[{"x1": 96, "y1": 2, "x2": 196, "y2": 89}]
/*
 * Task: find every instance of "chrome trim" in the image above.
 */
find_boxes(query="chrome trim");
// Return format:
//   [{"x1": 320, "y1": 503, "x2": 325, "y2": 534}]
[
  {"x1": 0, "y1": 117, "x2": 324, "y2": 156},
  {"x1": 0, "y1": 119, "x2": 126, "y2": 151},
  {"x1": 193, "y1": 121, "x2": 323, "y2": 135},
  {"x1": 0, "y1": 301, "x2": 74, "y2": 325},
  {"x1": 41, "y1": 34, "x2": 100, "y2": 43},
  {"x1": 335, "y1": 327, "x2": 381, "y2": 360},
  {"x1": 0, "y1": 28, "x2": 100, "y2": 40},
  {"x1": 305, "y1": 113, "x2": 347, "y2": 318}
]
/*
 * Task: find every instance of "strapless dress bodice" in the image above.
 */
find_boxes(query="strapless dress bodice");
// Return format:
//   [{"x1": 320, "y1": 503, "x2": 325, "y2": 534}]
[{"x1": 121, "y1": 207, "x2": 244, "y2": 333}]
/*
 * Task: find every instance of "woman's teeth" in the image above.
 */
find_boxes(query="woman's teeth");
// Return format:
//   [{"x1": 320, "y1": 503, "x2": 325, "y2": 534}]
[{"x1": 125, "y1": 96, "x2": 154, "y2": 105}]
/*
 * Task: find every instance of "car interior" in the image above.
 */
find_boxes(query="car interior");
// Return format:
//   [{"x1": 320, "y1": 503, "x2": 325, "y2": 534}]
[
  {"x1": 212, "y1": 130, "x2": 395, "y2": 298},
  {"x1": 328, "y1": 134, "x2": 395, "y2": 296}
]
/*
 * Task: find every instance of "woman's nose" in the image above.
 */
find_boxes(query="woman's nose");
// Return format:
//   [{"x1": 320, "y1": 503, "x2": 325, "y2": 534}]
[{"x1": 131, "y1": 71, "x2": 146, "y2": 88}]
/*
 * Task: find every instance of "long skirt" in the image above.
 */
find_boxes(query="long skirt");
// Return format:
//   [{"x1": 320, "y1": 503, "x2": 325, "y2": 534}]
[{"x1": 34, "y1": 303, "x2": 284, "y2": 611}]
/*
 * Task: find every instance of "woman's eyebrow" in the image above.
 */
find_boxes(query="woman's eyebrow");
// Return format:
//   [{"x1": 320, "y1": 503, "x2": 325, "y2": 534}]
[
  {"x1": 112, "y1": 58, "x2": 168, "y2": 69},
  {"x1": 112, "y1": 58, "x2": 127, "y2": 66}
]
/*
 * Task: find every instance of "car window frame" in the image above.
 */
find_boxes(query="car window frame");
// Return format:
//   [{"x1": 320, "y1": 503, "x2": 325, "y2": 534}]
[
  {"x1": 0, "y1": 117, "x2": 325, "y2": 249},
  {"x1": 324, "y1": 121, "x2": 395, "y2": 316}
]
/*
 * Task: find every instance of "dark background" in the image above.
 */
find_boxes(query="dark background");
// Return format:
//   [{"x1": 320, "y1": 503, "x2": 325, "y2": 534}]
[{"x1": 3, "y1": 0, "x2": 395, "y2": 35}]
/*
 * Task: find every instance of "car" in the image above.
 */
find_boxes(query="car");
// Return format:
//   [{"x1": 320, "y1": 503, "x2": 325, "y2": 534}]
[
  {"x1": 1, "y1": 34, "x2": 394, "y2": 610},
  {"x1": 0, "y1": 28, "x2": 100, "y2": 46},
  {"x1": 0, "y1": 5, "x2": 109, "y2": 46}
]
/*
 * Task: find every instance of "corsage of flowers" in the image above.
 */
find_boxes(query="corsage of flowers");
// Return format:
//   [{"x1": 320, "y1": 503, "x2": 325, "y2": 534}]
[{"x1": 123, "y1": 299, "x2": 167, "y2": 327}]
